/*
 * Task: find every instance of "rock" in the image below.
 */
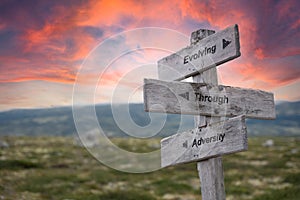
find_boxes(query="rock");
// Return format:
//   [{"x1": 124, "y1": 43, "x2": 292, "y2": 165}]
[
  {"x1": 291, "y1": 148, "x2": 298, "y2": 154},
  {"x1": 73, "y1": 129, "x2": 100, "y2": 148},
  {"x1": 0, "y1": 140, "x2": 9, "y2": 148},
  {"x1": 262, "y1": 139, "x2": 274, "y2": 147}
]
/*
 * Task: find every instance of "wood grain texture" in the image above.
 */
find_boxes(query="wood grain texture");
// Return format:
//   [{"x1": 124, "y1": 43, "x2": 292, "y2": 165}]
[
  {"x1": 191, "y1": 29, "x2": 226, "y2": 200},
  {"x1": 197, "y1": 158, "x2": 225, "y2": 200},
  {"x1": 143, "y1": 78, "x2": 276, "y2": 119},
  {"x1": 160, "y1": 115, "x2": 248, "y2": 168},
  {"x1": 158, "y1": 24, "x2": 240, "y2": 81}
]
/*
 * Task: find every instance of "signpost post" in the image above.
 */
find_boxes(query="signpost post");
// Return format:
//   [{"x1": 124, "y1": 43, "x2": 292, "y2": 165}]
[{"x1": 143, "y1": 24, "x2": 275, "y2": 200}]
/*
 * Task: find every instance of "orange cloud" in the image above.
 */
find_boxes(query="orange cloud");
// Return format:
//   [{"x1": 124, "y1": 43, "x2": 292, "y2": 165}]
[
  {"x1": 0, "y1": 0, "x2": 299, "y2": 109},
  {"x1": 0, "y1": 55, "x2": 77, "y2": 84},
  {"x1": 220, "y1": 57, "x2": 300, "y2": 91},
  {"x1": 75, "y1": 0, "x2": 192, "y2": 32}
]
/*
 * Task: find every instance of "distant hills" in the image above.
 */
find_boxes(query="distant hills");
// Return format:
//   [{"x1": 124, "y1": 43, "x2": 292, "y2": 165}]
[
  {"x1": 246, "y1": 101, "x2": 300, "y2": 136},
  {"x1": 0, "y1": 101, "x2": 299, "y2": 137}
]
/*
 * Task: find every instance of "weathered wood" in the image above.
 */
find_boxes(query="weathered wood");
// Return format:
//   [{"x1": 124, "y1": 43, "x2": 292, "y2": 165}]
[
  {"x1": 158, "y1": 24, "x2": 240, "y2": 81},
  {"x1": 143, "y1": 78, "x2": 276, "y2": 119},
  {"x1": 160, "y1": 115, "x2": 248, "y2": 167},
  {"x1": 190, "y1": 29, "x2": 216, "y2": 46},
  {"x1": 197, "y1": 157, "x2": 225, "y2": 200},
  {"x1": 191, "y1": 30, "x2": 226, "y2": 200}
]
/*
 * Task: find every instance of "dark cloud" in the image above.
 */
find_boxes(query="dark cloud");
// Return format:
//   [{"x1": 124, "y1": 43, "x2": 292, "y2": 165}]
[
  {"x1": 0, "y1": 30, "x2": 19, "y2": 55},
  {"x1": 0, "y1": 0, "x2": 299, "y2": 109},
  {"x1": 250, "y1": 0, "x2": 300, "y2": 59},
  {"x1": 0, "y1": 0, "x2": 60, "y2": 30},
  {"x1": 81, "y1": 26, "x2": 104, "y2": 38}
]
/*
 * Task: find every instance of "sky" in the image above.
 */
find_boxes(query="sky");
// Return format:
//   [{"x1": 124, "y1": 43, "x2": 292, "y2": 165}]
[{"x1": 0, "y1": 0, "x2": 299, "y2": 111}]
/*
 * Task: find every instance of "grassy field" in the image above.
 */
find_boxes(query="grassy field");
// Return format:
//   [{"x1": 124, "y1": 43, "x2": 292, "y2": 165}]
[{"x1": 0, "y1": 136, "x2": 299, "y2": 200}]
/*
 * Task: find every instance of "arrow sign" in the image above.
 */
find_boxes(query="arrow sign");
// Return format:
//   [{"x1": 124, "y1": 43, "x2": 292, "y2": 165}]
[
  {"x1": 222, "y1": 39, "x2": 231, "y2": 49},
  {"x1": 143, "y1": 78, "x2": 276, "y2": 119},
  {"x1": 179, "y1": 92, "x2": 189, "y2": 100},
  {"x1": 158, "y1": 24, "x2": 240, "y2": 81},
  {"x1": 161, "y1": 115, "x2": 247, "y2": 167}
]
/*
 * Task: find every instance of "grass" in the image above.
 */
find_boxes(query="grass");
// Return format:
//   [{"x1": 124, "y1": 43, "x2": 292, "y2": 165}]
[
  {"x1": 0, "y1": 136, "x2": 299, "y2": 199},
  {"x1": 252, "y1": 187, "x2": 300, "y2": 200},
  {"x1": 152, "y1": 179, "x2": 194, "y2": 195},
  {"x1": 0, "y1": 159, "x2": 43, "y2": 170},
  {"x1": 98, "y1": 190, "x2": 156, "y2": 200}
]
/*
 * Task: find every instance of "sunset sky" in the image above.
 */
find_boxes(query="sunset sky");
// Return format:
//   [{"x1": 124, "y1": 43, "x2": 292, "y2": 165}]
[{"x1": 0, "y1": 0, "x2": 299, "y2": 111}]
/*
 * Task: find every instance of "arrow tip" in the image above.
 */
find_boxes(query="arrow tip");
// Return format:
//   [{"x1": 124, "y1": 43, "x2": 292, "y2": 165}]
[
  {"x1": 179, "y1": 92, "x2": 189, "y2": 100},
  {"x1": 222, "y1": 39, "x2": 232, "y2": 49}
]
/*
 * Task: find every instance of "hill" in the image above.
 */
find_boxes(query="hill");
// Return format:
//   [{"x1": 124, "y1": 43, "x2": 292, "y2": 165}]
[
  {"x1": 246, "y1": 101, "x2": 300, "y2": 136},
  {"x1": 0, "y1": 101, "x2": 299, "y2": 137}
]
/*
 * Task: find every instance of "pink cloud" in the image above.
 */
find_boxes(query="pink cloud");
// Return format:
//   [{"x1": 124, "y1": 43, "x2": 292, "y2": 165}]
[
  {"x1": 0, "y1": 0, "x2": 299, "y2": 110},
  {"x1": 4, "y1": 0, "x2": 299, "y2": 88}
]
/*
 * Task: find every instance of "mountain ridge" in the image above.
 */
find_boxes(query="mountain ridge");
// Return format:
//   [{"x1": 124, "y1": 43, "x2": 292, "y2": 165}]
[{"x1": 0, "y1": 101, "x2": 299, "y2": 137}]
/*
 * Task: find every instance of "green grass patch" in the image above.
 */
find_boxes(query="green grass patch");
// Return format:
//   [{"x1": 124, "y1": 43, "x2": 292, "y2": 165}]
[
  {"x1": 152, "y1": 179, "x2": 193, "y2": 195},
  {"x1": 98, "y1": 190, "x2": 156, "y2": 200},
  {"x1": 0, "y1": 159, "x2": 42, "y2": 170},
  {"x1": 1, "y1": 136, "x2": 299, "y2": 200},
  {"x1": 253, "y1": 187, "x2": 300, "y2": 200},
  {"x1": 284, "y1": 172, "x2": 300, "y2": 184}
]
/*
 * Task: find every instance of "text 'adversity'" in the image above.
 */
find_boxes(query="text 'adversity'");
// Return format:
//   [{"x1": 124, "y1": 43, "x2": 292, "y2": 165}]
[{"x1": 192, "y1": 133, "x2": 225, "y2": 148}]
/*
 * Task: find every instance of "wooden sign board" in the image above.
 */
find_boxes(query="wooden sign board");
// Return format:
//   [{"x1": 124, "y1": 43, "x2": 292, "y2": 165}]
[
  {"x1": 144, "y1": 78, "x2": 276, "y2": 119},
  {"x1": 161, "y1": 115, "x2": 247, "y2": 168},
  {"x1": 158, "y1": 24, "x2": 240, "y2": 81}
]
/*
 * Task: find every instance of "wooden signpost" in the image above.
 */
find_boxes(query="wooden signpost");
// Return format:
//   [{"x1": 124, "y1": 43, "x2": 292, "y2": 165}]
[
  {"x1": 161, "y1": 115, "x2": 247, "y2": 167},
  {"x1": 158, "y1": 24, "x2": 240, "y2": 81},
  {"x1": 143, "y1": 24, "x2": 276, "y2": 200},
  {"x1": 144, "y1": 79, "x2": 275, "y2": 119}
]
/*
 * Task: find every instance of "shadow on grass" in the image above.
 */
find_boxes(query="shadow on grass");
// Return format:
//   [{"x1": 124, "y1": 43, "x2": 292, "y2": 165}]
[
  {"x1": 253, "y1": 187, "x2": 300, "y2": 200},
  {"x1": 97, "y1": 190, "x2": 156, "y2": 200},
  {"x1": 0, "y1": 159, "x2": 43, "y2": 170}
]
